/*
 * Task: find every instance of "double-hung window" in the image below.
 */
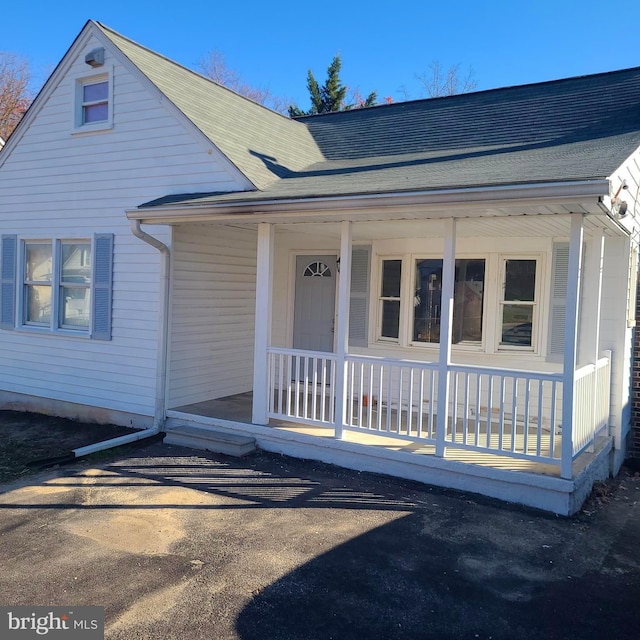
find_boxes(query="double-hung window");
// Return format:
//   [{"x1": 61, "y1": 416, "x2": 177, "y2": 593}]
[
  {"x1": 499, "y1": 258, "x2": 538, "y2": 349},
  {"x1": 24, "y1": 243, "x2": 53, "y2": 326},
  {"x1": 74, "y1": 72, "x2": 112, "y2": 132},
  {"x1": 81, "y1": 80, "x2": 109, "y2": 124},
  {"x1": 0, "y1": 234, "x2": 113, "y2": 339},
  {"x1": 24, "y1": 241, "x2": 92, "y2": 331},
  {"x1": 379, "y1": 259, "x2": 402, "y2": 340}
]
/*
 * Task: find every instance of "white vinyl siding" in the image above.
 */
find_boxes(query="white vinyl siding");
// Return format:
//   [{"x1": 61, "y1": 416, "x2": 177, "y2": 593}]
[
  {"x1": 168, "y1": 224, "x2": 257, "y2": 407},
  {"x1": 599, "y1": 236, "x2": 634, "y2": 446},
  {"x1": 0, "y1": 33, "x2": 248, "y2": 420}
]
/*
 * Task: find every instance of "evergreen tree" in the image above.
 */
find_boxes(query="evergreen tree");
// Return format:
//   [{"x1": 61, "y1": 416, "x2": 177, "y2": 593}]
[{"x1": 289, "y1": 56, "x2": 377, "y2": 117}]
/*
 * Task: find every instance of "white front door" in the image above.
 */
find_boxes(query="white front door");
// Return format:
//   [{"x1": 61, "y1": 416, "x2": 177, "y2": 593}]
[{"x1": 293, "y1": 255, "x2": 337, "y2": 353}]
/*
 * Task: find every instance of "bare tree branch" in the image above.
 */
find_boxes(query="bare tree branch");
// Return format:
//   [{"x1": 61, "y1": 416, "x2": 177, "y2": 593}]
[
  {"x1": 0, "y1": 52, "x2": 32, "y2": 141},
  {"x1": 198, "y1": 50, "x2": 292, "y2": 115},
  {"x1": 415, "y1": 60, "x2": 477, "y2": 98}
]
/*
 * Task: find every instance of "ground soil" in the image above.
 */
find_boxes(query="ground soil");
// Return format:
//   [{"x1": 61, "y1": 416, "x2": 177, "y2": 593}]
[{"x1": 0, "y1": 410, "x2": 136, "y2": 482}]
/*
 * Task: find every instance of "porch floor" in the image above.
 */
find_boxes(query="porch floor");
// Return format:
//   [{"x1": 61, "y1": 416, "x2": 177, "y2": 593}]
[{"x1": 170, "y1": 392, "x2": 600, "y2": 479}]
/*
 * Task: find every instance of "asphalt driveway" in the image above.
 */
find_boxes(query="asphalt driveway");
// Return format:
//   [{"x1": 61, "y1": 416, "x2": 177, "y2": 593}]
[{"x1": 0, "y1": 441, "x2": 639, "y2": 639}]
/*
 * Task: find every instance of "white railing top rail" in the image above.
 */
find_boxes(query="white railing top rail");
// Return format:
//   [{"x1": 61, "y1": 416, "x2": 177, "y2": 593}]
[
  {"x1": 575, "y1": 355, "x2": 611, "y2": 381},
  {"x1": 346, "y1": 353, "x2": 438, "y2": 370},
  {"x1": 267, "y1": 346, "x2": 338, "y2": 360},
  {"x1": 448, "y1": 362, "x2": 563, "y2": 382}
]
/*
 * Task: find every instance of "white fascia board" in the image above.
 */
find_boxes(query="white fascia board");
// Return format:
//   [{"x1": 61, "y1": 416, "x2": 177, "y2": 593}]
[{"x1": 126, "y1": 179, "x2": 611, "y2": 224}]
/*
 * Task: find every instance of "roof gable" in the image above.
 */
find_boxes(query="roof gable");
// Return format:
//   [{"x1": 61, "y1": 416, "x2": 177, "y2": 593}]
[{"x1": 95, "y1": 22, "x2": 324, "y2": 190}]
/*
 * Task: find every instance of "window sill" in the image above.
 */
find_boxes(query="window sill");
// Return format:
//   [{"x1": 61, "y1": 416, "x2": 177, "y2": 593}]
[
  {"x1": 16, "y1": 325, "x2": 91, "y2": 339},
  {"x1": 71, "y1": 122, "x2": 113, "y2": 136}
]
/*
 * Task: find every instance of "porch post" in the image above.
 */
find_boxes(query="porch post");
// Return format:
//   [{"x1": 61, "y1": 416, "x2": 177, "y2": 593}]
[
  {"x1": 561, "y1": 213, "x2": 584, "y2": 479},
  {"x1": 436, "y1": 218, "x2": 456, "y2": 457},
  {"x1": 252, "y1": 223, "x2": 274, "y2": 425},
  {"x1": 334, "y1": 220, "x2": 352, "y2": 439},
  {"x1": 583, "y1": 229, "x2": 605, "y2": 453}
]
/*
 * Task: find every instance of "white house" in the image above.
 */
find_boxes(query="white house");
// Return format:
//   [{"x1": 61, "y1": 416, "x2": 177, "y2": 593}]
[{"x1": 1, "y1": 21, "x2": 639, "y2": 514}]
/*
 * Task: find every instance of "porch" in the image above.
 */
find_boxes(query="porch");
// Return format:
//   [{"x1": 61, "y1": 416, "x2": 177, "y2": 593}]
[{"x1": 161, "y1": 209, "x2": 629, "y2": 513}]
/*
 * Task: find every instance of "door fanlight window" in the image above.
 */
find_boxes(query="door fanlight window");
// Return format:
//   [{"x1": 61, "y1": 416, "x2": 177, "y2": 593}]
[{"x1": 304, "y1": 261, "x2": 332, "y2": 277}]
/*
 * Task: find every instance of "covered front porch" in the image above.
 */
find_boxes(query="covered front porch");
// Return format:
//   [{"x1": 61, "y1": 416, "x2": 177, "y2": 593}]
[{"x1": 159, "y1": 204, "x2": 629, "y2": 513}]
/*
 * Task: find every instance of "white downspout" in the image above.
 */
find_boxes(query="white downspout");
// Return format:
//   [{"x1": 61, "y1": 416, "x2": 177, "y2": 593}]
[
  {"x1": 27, "y1": 221, "x2": 171, "y2": 463},
  {"x1": 130, "y1": 219, "x2": 171, "y2": 429}
]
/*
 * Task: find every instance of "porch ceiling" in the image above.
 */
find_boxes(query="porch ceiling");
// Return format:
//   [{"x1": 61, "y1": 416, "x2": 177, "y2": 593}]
[{"x1": 266, "y1": 214, "x2": 624, "y2": 241}]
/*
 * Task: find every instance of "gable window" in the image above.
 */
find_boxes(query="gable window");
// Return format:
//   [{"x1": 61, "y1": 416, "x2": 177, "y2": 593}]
[
  {"x1": 0, "y1": 234, "x2": 113, "y2": 340},
  {"x1": 499, "y1": 258, "x2": 538, "y2": 349},
  {"x1": 74, "y1": 73, "x2": 113, "y2": 132},
  {"x1": 82, "y1": 80, "x2": 109, "y2": 124},
  {"x1": 413, "y1": 258, "x2": 485, "y2": 345}
]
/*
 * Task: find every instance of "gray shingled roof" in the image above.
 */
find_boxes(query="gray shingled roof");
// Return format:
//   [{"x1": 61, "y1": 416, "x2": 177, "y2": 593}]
[
  {"x1": 96, "y1": 22, "x2": 323, "y2": 190},
  {"x1": 98, "y1": 21, "x2": 640, "y2": 209}
]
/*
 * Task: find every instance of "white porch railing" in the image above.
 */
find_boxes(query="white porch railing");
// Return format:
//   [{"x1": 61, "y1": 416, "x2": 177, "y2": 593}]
[
  {"x1": 265, "y1": 347, "x2": 612, "y2": 472},
  {"x1": 345, "y1": 355, "x2": 438, "y2": 443},
  {"x1": 446, "y1": 365, "x2": 562, "y2": 464},
  {"x1": 267, "y1": 347, "x2": 337, "y2": 425},
  {"x1": 573, "y1": 355, "x2": 611, "y2": 457}
]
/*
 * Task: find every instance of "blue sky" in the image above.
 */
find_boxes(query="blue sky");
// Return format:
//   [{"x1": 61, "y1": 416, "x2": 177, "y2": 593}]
[{"x1": 4, "y1": 0, "x2": 640, "y2": 109}]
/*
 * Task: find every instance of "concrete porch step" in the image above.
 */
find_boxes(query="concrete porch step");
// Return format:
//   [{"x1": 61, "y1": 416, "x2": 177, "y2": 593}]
[{"x1": 164, "y1": 425, "x2": 256, "y2": 457}]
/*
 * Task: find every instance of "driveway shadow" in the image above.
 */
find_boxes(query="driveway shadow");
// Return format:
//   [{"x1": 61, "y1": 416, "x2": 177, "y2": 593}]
[{"x1": 1, "y1": 446, "x2": 638, "y2": 640}]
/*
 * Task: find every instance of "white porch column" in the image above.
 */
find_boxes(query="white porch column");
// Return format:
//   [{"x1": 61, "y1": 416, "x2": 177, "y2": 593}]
[
  {"x1": 252, "y1": 223, "x2": 274, "y2": 425},
  {"x1": 334, "y1": 220, "x2": 352, "y2": 439},
  {"x1": 581, "y1": 228, "x2": 605, "y2": 364},
  {"x1": 561, "y1": 213, "x2": 584, "y2": 479},
  {"x1": 436, "y1": 218, "x2": 456, "y2": 457}
]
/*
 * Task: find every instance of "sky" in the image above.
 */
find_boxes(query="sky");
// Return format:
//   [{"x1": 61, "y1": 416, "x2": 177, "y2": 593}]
[{"x1": 4, "y1": 0, "x2": 640, "y2": 110}]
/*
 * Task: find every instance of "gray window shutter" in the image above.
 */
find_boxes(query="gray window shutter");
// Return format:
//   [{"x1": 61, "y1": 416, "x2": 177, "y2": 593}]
[
  {"x1": 1, "y1": 235, "x2": 17, "y2": 330},
  {"x1": 548, "y1": 242, "x2": 569, "y2": 356},
  {"x1": 91, "y1": 233, "x2": 114, "y2": 341},
  {"x1": 349, "y1": 245, "x2": 371, "y2": 347}
]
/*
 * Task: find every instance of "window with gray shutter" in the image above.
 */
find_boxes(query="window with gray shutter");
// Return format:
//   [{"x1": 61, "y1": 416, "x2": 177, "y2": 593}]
[
  {"x1": 91, "y1": 233, "x2": 114, "y2": 341},
  {"x1": 349, "y1": 246, "x2": 371, "y2": 347},
  {"x1": 1, "y1": 235, "x2": 17, "y2": 330}
]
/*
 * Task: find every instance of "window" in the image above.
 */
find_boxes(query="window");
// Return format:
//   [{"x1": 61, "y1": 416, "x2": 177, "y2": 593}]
[
  {"x1": 81, "y1": 80, "x2": 109, "y2": 124},
  {"x1": 499, "y1": 259, "x2": 537, "y2": 349},
  {"x1": 413, "y1": 258, "x2": 485, "y2": 344},
  {"x1": 74, "y1": 74, "x2": 112, "y2": 131},
  {"x1": 24, "y1": 243, "x2": 53, "y2": 326},
  {"x1": 23, "y1": 241, "x2": 91, "y2": 331},
  {"x1": 378, "y1": 259, "x2": 402, "y2": 340},
  {"x1": 0, "y1": 234, "x2": 113, "y2": 339},
  {"x1": 60, "y1": 242, "x2": 92, "y2": 329},
  {"x1": 304, "y1": 261, "x2": 332, "y2": 277}
]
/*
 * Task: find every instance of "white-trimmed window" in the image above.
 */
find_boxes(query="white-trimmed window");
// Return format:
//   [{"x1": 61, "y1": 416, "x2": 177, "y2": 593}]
[
  {"x1": 412, "y1": 258, "x2": 485, "y2": 345},
  {"x1": 378, "y1": 258, "x2": 402, "y2": 341},
  {"x1": 374, "y1": 252, "x2": 544, "y2": 354},
  {"x1": 82, "y1": 80, "x2": 108, "y2": 124},
  {"x1": 23, "y1": 240, "x2": 92, "y2": 331},
  {"x1": 0, "y1": 234, "x2": 114, "y2": 340},
  {"x1": 74, "y1": 74, "x2": 113, "y2": 131},
  {"x1": 498, "y1": 258, "x2": 539, "y2": 350}
]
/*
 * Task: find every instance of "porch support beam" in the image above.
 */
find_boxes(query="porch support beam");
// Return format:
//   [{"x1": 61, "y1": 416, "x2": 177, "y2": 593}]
[
  {"x1": 561, "y1": 213, "x2": 584, "y2": 479},
  {"x1": 252, "y1": 223, "x2": 274, "y2": 425},
  {"x1": 436, "y1": 218, "x2": 456, "y2": 457},
  {"x1": 334, "y1": 220, "x2": 353, "y2": 439}
]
